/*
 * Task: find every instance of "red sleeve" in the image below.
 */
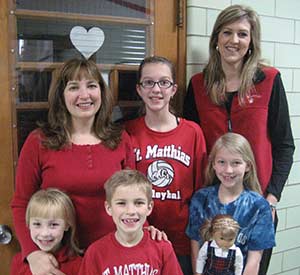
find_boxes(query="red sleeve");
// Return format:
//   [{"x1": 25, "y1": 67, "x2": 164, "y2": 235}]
[
  {"x1": 78, "y1": 245, "x2": 100, "y2": 275},
  {"x1": 121, "y1": 130, "x2": 136, "y2": 170},
  {"x1": 161, "y1": 242, "x2": 184, "y2": 275},
  {"x1": 61, "y1": 256, "x2": 83, "y2": 275},
  {"x1": 10, "y1": 253, "x2": 26, "y2": 275},
  {"x1": 11, "y1": 130, "x2": 42, "y2": 259}
]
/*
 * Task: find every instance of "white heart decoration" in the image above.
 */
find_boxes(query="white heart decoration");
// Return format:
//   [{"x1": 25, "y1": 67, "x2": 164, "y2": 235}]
[{"x1": 70, "y1": 26, "x2": 105, "y2": 59}]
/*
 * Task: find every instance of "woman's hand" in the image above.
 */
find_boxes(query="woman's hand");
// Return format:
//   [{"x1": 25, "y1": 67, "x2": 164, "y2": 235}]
[
  {"x1": 145, "y1": 225, "x2": 168, "y2": 241},
  {"x1": 27, "y1": 250, "x2": 65, "y2": 275},
  {"x1": 266, "y1": 193, "x2": 278, "y2": 221}
]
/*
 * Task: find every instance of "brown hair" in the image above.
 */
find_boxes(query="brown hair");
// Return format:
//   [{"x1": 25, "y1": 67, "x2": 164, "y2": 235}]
[
  {"x1": 137, "y1": 55, "x2": 176, "y2": 82},
  {"x1": 104, "y1": 169, "x2": 152, "y2": 204},
  {"x1": 136, "y1": 55, "x2": 177, "y2": 116},
  {"x1": 205, "y1": 132, "x2": 262, "y2": 194},
  {"x1": 204, "y1": 4, "x2": 263, "y2": 105},
  {"x1": 40, "y1": 58, "x2": 122, "y2": 150},
  {"x1": 26, "y1": 188, "x2": 82, "y2": 255},
  {"x1": 200, "y1": 214, "x2": 240, "y2": 242}
]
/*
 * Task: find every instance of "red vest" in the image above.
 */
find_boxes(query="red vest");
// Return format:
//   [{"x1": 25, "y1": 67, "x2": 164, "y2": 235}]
[{"x1": 191, "y1": 67, "x2": 279, "y2": 193}]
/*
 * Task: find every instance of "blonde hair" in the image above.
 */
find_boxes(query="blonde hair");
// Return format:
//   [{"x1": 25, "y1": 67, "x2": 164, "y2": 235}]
[
  {"x1": 200, "y1": 214, "x2": 240, "y2": 242},
  {"x1": 40, "y1": 58, "x2": 122, "y2": 150},
  {"x1": 26, "y1": 188, "x2": 82, "y2": 255},
  {"x1": 204, "y1": 4, "x2": 263, "y2": 105},
  {"x1": 104, "y1": 169, "x2": 152, "y2": 204},
  {"x1": 205, "y1": 132, "x2": 262, "y2": 193}
]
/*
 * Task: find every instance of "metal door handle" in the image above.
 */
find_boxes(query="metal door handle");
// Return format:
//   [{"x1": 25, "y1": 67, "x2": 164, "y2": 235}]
[{"x1": 0, "y1": 224, "x2": 13, "y2": 244}]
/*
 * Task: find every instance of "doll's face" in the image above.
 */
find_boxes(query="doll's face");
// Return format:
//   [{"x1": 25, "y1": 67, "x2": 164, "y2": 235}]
[{"x1": 213, "y1": 231, "x2": 236, "y2": 250}]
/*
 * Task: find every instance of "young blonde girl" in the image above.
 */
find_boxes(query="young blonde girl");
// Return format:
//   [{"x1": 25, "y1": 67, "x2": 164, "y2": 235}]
[
  {"x1": 196, "y1": 214, "x2": 243, "y2": 275},
  {"x1": 11, "y1": 188, "x2": 82, "y2": 275},
  {"x1": 186, "y1": 133, "x2": 275, "y2": 275}
]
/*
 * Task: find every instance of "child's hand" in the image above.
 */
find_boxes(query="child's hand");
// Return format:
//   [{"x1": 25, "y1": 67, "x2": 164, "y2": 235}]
[
  {"x1": 145, "y1": 225, "x2": 168, "y2": 241},
  {"x1": 27, "y1": 250, "x2": 66, "y2": 275}
]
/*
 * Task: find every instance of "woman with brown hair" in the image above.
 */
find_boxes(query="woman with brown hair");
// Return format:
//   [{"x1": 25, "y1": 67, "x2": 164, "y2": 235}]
[{"x1": 11, "y1": 58, "x2": 135, "y2": 275}]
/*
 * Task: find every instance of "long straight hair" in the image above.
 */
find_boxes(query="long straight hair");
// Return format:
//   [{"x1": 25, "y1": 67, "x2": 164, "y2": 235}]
[
  {"x1": 205, "y1": 133, "x2": 262, "y2": 194},
  {"x1": 204, "y1": 5, "x2": 263, "y2": 105}
]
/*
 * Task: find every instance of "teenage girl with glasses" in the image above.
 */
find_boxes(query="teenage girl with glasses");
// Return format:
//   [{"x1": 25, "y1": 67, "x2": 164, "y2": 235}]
[{"x1": 125, "y1": 56, "x2": 207, "y2": 275}]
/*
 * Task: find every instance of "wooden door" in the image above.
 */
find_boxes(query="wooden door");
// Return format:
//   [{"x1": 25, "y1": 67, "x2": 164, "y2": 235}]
[
  {"x1": 0, "y1": 1, "x2": 21, "y2": 274},
  {"x1": 0, "y1": 1, "x2": 186, "y2": 274}
]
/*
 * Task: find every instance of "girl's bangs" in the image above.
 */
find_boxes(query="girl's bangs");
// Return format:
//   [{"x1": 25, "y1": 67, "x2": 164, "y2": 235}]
[{"x1": 29, "y1": 201, "x2": 65, "y2": 220}]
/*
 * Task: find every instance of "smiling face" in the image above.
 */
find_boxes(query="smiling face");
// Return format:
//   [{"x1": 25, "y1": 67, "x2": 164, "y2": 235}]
[
  {"x1": 29, "y1": 217, "x2": 68, "y2": 253},
  {"x1": 105, "y1": 184, "x2": 153, "y2": 244},
  {"x1": 137, "y1": 62, "x2": 177, "y2": 114},
  {"x1": 63, "y1": 78, "x2": 101, "y2": 125},
  {"x1": 217, "y1": 18, "x2": 251, "y2": 69},
  {"x1": 213, "y1": 147, "x2": 249, "y2": 192}
]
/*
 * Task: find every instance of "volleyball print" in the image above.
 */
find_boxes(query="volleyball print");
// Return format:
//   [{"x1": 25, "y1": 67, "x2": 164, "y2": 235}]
[{"x1": 147, "y1": 160, "x2": 174, "y2": 187}]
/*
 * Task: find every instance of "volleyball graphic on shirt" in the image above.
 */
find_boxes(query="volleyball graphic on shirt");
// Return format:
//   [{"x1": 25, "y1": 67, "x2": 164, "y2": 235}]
[{"x1": 147, "y1": 160, "x2": 174, "y2": 187}]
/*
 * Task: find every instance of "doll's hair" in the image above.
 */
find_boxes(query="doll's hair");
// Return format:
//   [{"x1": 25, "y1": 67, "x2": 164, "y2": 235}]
[
  {"x1": 104, "y1": 169, "x2": 153, "y2": 204},
  {"x1": 26, "y1": 188, "x2": 82, "y2": 255},
  {"x1": 205, "y1": 132, "x2": 262, "y2": 194},
  {"x1": 200, "y1": 214, "x2": 240, "y2": 242}
]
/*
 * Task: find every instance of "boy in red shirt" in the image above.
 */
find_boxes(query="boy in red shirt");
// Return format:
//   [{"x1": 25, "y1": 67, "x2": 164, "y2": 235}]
[{"x1": 79, "y1": 169, "x2": 183, "y2": 275}]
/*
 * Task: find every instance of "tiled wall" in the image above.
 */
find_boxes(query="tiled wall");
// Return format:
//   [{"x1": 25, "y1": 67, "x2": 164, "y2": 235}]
[{"x1": 186, "y1": 1, "x2": 299, "y2": 274}]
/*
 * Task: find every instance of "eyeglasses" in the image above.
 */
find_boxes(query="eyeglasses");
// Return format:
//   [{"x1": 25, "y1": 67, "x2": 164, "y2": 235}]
[{"x1": 139, "y1": 79, "x2": 173, "y2": 89}]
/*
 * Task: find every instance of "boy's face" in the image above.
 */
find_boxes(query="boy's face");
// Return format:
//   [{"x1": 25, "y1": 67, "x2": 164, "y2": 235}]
[
  {"x1": 105, "y1": 184, "x2": 153, "y2": 237},
  {"x1": 29, "y1": 217, "x2": 69, "y2": 253}
]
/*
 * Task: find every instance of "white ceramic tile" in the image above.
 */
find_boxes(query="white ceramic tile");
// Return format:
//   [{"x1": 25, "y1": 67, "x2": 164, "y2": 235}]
[
  {"x1": 286, "y1": 93, "x2": 300, "y2": 116},
  {"x1": 286, "y1": 206, "x2": 300, "y2": 228},
  {"x1": 293, "y1": 70, "x2": 300, "y2": 91},
  {"x1": 206, "y1": 9, "x2": 219, "y2": 35},
  {"x1": 187, "y1": 36, "x2": 210, "y2": 64},
  {"x1": 275, "y1": 43, "x2": 300, "y2": 68},
  {"x1": 232, "y1": 0, "x2": 275, "y2": 16},
  {"x1": 276, "y1": 0, "x2": 300, "y2": 20},
  {"x1": 187, "y1": 0, "x2": 230, "y2": 9},
  {"x1": 261, "y1": 42, "x2": 275, "y2": 65},
  {"x1": 273, "y1": 227, "x2": 300, "y2": 253},
  {"x1": 290, "y1": 117, "x2": 300, "y2": 138},
  {"x1": 187, "y1": 7, "x2": 206, "y2": 35},
  {"x1": 288, "y1": 162, "x2": 300, "y2": 185},
  {"x1": 278, "y1": 184, "x2": 300, "y2": 208},
  {"x1": 260, "y1": 16, "x2": 294, "y2": 43},
  {"x1": 268, "y1": 252, "x2": 283, "y2": 274},
  {"x1": 295, "y1": 21, "x2": 300, "y2": 45},
  {"x1": 279, "y1": 68, "x2": 293, "y2": 91}
]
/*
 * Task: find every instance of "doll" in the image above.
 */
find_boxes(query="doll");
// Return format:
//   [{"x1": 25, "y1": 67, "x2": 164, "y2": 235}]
[{"x1": 196, "y1": 214, "x2": 243, "y2": 275}]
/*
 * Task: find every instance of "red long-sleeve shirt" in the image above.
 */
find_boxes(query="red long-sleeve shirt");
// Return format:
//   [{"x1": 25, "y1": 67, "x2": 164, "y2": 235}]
[{"x1": 11, "y1": 129, "x2": 135, "y2": 259}]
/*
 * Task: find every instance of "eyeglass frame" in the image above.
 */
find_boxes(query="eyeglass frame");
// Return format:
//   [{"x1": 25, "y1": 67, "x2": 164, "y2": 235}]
[{"x1": 138, "y1": 79, "x2": 174, "y2": 89}]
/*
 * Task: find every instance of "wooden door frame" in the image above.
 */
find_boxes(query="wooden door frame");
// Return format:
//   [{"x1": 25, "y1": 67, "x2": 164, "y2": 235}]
[
  {"x1": 154, "y1": 0, "x2": 186, "y2": 114},
  {"x1": 0, "y1": 1, "x2": 186, "y2": 274},
  {"x1": 0, "y1": 1, "x2": 20, "y2": 274}
]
